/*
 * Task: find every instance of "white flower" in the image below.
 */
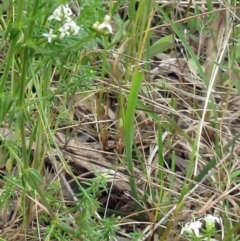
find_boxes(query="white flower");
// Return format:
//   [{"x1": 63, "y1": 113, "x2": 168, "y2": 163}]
[
  {"x1": 97, "y1": 15, "x2": 113, "y2": 34},
  {"x1": 203, "y1": 214, "x2": 221, "y2": 231},
  {"x1": 48, "y1": 4, "x2": 73, "y2": 21},
  {"x1": 181, "y1": 220, "x2": 202, "y2": 237},
  {"x1": 48, "y1": 6, "x2": 62, "y2": 21},
  {"x1": 42, "y1": 28, "x2": 57, "y2": 43},
  {"x1": 59, "y1": 24, "x2": 70, "y2": 38},
  {"x1": 65, "y1": 19, "x2": 80, "y2": 35},
  {"x1": 62, "y1": 4, "x2": 73, "y2": 19},
  {"x1": 46, "y1": 4, "x2": 80, "y2": 40}
]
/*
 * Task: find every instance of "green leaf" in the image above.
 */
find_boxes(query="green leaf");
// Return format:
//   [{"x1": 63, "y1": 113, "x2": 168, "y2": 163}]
[
  {"x1": 0, "y1": 95, "x2": 14, "y2": 123},
  {"x1": 124, "y1": 71, "x2": 144, "y2": 210},
  {"x1": 235, "y1": 27, "x2": 240, "y2": 61},
  {"x1": 149, "y1": 35, "x2": 173, "y2": 58},
  {"x1": 230, "y1": 170, "x2": 240, "y2": 179}
]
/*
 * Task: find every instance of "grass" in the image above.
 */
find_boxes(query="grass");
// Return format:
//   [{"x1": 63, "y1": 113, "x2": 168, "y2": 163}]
[{"x1": 0, "y1": 0, "x2": 240, "y2": 240}]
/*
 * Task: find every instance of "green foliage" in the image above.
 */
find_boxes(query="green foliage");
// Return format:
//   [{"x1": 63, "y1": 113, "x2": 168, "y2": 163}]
[
  {"x1": 0, "y1": 0, "x2": 239, "y2": 240},
  {"x1": 149, "y1": 35, "x2": 173, "y2": 58}
]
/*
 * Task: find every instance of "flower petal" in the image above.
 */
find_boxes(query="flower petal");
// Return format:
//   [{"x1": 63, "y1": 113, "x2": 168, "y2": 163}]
[
  {"x1": 97, "y1": 22, "x2": 112, "y2": 33},
  {"x1": 42, "y1": 29, "x2": 57, "y2": 43}
]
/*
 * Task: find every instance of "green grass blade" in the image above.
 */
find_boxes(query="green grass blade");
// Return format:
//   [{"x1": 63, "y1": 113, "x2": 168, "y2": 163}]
[{"x1": 124, "y1": 71, "x2": 144, "y2": 209}]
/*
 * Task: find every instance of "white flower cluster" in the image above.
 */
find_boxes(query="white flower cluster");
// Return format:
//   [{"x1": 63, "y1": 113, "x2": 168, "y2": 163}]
[
  {"x1": 181, "y1": 214, "x2": 222, "y2": 239},
  {"x1": 43, "y1": 4, "x2": 80, "y2": 43}
]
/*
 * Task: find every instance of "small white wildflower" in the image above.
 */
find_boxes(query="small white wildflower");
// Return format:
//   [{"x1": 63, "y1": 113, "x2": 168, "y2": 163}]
[
  {"x1": 65, "y1": 19, "x2": 80, "y2": 35},
  {"x1": 42, "y1": 28, "x2": 57, "y2": 43},
  {"x1": 203, "y1": 214, "x2": 220, "y2": 231},
  {"x1": 48, "y1": 6, "x2": 62, "y2": 21},
  {"x1": 59, "y1": 24, "x2": 70, "y2": 38},
  {"x1": 97, "y1": 15, "x2": 113, "y2": 34},
  {"x1": 62, "y1": 4, "x2": 73, "y2": 19},
  {"x1": 181, "y1": 220, "x2": 202, "y2": 237},
  {"x1": 48, "y1": 4, "x2": 73, "y2": 21}
]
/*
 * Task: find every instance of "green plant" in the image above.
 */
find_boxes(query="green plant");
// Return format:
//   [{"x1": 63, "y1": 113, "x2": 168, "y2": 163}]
[{"x1": 1, "y1": 0, "x2": 240, "y2": 240}]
